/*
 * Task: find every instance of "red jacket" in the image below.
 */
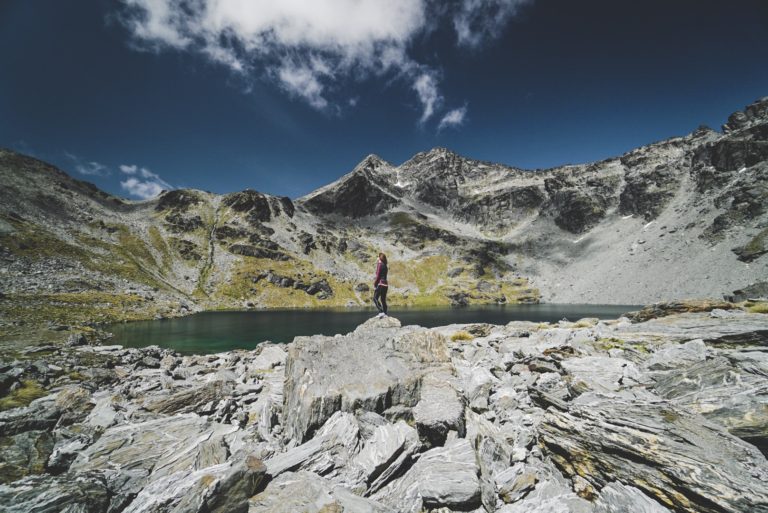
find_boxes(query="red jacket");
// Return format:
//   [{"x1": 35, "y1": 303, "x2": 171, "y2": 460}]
[{"x1": 374, "y1": 260, "x2": 388, "y2": 287}]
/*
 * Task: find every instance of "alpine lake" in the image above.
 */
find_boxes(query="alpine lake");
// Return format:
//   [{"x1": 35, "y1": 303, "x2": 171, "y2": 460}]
[{"x1": 107, "y1": 304, "x2": 640, "y2": 355}]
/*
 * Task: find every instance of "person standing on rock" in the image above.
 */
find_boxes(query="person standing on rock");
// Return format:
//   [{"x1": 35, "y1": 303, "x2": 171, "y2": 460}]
[{"x1": 373, "y1": 252, "x2": 388, "y2": 318}]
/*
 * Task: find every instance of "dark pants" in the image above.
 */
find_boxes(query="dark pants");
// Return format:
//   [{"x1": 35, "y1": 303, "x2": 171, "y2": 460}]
[{"x1": 373, "y1": 285, "x2": 388, "y2": 314}]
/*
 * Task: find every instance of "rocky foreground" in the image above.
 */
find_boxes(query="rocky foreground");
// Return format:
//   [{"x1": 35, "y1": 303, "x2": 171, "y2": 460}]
[{"x1": 2, "y1": 309, "x2": 768, "y2": 512}]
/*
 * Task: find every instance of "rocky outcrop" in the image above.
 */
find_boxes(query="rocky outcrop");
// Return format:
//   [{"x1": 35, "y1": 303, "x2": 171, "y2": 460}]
[
  {"x1": 723, "y1": 96, "x2": 768, "y2": 133},
  {"x1": 222, "y1": 189, "x2": 294, "y2": 221},
  {"x1": 619, "y1": 164, "x2": 681, "y2": 220},
  {"x1": 164, "y1": 212, "x2": 204, "y2": 233},
  {"x1": 155, "y1": 189, "x2": 202, "y2": 213},
  {"x1": 726, "y1": 281, "x2": 768, "y2": 302},
  {"x1": 228, "y1": 243, "x2": 289, "y2": 261},
  {"x1": 543, "y1": 170, "x2": 620, "y2": 234},
  {"x1": 251, "y1": 271, "x2": 333, "y2": 298},
  {"x1": 3, "y1": 311, "x2": 768, "y2": 512},
  {"x1": 282, "y1": 317, "x2": 450, "y2": 442}
]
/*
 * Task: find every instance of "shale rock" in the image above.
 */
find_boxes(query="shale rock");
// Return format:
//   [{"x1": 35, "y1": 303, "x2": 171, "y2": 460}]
[
  {"x1": 4, "y1": 312, "x2": 768, "y2": 513},
  {"x1": 282, "y1": 321, "x2": 448, "y2": 442},
  {"x1": 121, "y1": 452, "x2": 267, "y2": 513},
  {"x1": 371, "y1": 438, "x2": 481, "y2": 512},
  {"x1": 0, "y1": 472, "x2": 111, "y2": 513},
  {"x1": 412, "y1": 372, "x2": 465, "y2": 447},
  {"x1": 539, "y1": 392, "x2": 768, "y2": 513},
  {"x1": 250, "y1": 470, "x2": 391, "y2": 513}
]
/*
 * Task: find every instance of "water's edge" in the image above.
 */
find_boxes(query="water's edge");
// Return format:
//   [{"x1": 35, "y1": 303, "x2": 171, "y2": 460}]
[{"x1": 108, "y1": 304, "x2": 640, "y2": 355}]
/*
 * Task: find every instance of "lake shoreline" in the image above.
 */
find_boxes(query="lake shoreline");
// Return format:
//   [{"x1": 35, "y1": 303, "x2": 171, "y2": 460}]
[{"x1": 106, "y1": 303, "x2": 643, "y2": 355}]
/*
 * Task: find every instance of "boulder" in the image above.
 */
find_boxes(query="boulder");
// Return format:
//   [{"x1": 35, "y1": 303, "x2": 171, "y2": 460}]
[
  {"x1": 264, "y1": 412, "x2": 360, "y2": 478},
  {"x1": 346, "y1": 420, "x2": 420, "y2": 491},
  {"x1": 371, "y1": 438, "x2": 481, "y2": 512},
  {"x1": 249, "y1": 471, "x2": 392, "y2": 513},
  {"x1": 560, "y1": 356, "x2": 642, "y2": 393},
  {"x1": 121, "y1": 452, "x2": 267, "y2": 513},
  {"x1": 726, "y1": 281, "x2": 768, "y2": 302},
  {"x1": 412, "y1": 373, "x2": 465, "y2": 447},
  {"x1": 70, "y1": 414, "x2": 240, "y2": 505},
  {"x1": 644, "y1": 339, "x2": 707, "y2": 371},
  {"x1": 282, "y1": 320, "x2": 449, "y2": 442}
]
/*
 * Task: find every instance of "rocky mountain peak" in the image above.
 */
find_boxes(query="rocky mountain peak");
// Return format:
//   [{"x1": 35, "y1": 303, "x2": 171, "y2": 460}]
[
  {"x1": 425, "y1": 146, "x2": 456, "y2": 157},
  {"x1": 354, "y1": 153, "x2": 389, "y2": 173},
  {"x1": 404, "y1": 146, "x2": 461, "y2": 166},
  {"x1": 722, "y1": 96, "x2": 768, "y2": 133}
]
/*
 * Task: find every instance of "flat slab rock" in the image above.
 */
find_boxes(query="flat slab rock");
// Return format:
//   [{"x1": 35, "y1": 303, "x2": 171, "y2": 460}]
[
  {"x1": 283, "y1": 318, "x2": 452, "y2": 442},
  {"x1": 249, "y1": 470, "x2": 392, "y2": 513}
]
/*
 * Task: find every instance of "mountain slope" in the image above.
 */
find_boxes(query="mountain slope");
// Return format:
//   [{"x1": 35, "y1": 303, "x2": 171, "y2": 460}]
[{"x1": 1, "y1": 97, "x2": 767, "y2": 330}]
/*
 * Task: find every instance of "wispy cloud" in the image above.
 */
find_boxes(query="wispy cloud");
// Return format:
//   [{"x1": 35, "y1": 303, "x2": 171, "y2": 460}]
[
  {"x1": 119, "y1": 163, "x2": 172, "y2": 199},
  {"x1": 119, "y1": 164, "x2": 138, "y2": 174},
  {"x1": 65, "y1": 152, "x2": 110, "y2": 176},
  {"x1": 438, "y1": 105, "x2": 468, "y2": 131},
  {"x1": 413, "y1": 72, "x2": 442, "y2": 124},
  {"x1": 117, "y1": 0, "x2": 531, "y2": 128},
  {"x1": 452, "y1": 0, "x2": 531, "y2": 48},
  {"x1": 277, "y1": 61, "x2": 330, "y2": 110}
]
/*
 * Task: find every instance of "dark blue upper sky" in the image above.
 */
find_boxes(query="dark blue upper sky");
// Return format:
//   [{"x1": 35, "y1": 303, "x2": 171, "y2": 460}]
[{"x1": 1, "y1": 0, "x2": 767, "y2": 199}]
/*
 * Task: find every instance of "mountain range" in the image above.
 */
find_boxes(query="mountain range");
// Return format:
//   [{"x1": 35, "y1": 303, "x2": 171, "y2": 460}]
[{"x1": 1, "y1": 97, "x2": 767, "y2": 328}]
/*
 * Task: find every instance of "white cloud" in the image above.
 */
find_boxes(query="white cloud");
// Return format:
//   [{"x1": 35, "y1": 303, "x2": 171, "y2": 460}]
[
  {"x1": 438, "y1": 105, "x2": 468, "y2": 131},
  {"x1": 120, "y1": 178, "x2": 166, "y2": 199},
  {"x1": 119, "y1": 163, "x2": 173, "y2": 199},
  {"x1": 413, "y1": 72, "x2": 442, "y2": 124},
  {"x1": 121, "y1": 0, "x2": 190, "y2": 48},
  {"x1": 118, "y1": 0, "x2": 528, "y2": 124},
  {"x1": 277, "y1": 61, "x2": 329, "y2": 110},
  {"x1": 65, "y1": 152, "x2": 110, "y2": 176},
  {"x1": 452, "y1": 0, "x2": 531, "y2": 48}
]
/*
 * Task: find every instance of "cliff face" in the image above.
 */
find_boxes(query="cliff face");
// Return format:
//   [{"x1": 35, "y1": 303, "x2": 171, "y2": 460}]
[{"x1": 1, "y1": 98, "x2": 767, "y2": 327}]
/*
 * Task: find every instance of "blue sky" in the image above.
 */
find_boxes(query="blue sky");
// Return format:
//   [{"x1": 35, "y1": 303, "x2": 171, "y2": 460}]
[{"x1": 1, "y1": 0, "x2": 767, "y2": 199}]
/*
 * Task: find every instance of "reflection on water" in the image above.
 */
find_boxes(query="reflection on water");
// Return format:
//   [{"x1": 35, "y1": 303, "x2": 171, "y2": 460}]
[{"x1": 108, "y1": 304, "x2": 639, "y2": 355}]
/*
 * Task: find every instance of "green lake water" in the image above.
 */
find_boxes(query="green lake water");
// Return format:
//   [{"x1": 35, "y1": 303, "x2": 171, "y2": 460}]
[{"x1": 107, "y1": 304, "x2": 639, "y2": 355}]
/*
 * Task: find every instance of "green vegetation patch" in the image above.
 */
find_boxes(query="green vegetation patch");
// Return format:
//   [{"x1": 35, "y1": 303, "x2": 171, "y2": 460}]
[
  {"x1": 451, "y1": 330, "x2": 474, "y2": 342},
  {"x1": 0, "y1": 380, "x2": 47, "y2": 411},
  {"x1": 0, "y1": 217, "x2": 90, "y2": 261},
  {"x1": 213, "y1": 256, "x2": 359, "y2": 308},
  {"x1": 148, "y1": 225, "x2": 173, "y2": 272},
  {"x1": 390, "y1": 255, "x2": 450, "y2": 295},
  {"x1": 388, "y1": 211, "x2": 420, "y2": 228},
  {"x1": 0, "y1": 291, "x2": 159, "y2": 325},
  {"x1": 746, "y1": 301, "x2": 768, "y2": 314},
  {"x1": 594, "y1": 336, "x2": 650, "y2": 354},
  {"x1": 78, "y1": 225, "x2": 168, "y2": 290}
]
